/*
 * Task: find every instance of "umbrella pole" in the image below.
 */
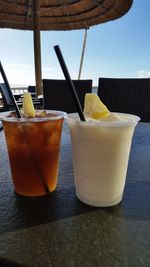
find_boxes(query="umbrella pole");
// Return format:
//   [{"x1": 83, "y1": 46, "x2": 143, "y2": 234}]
[
  {"x1": 33, "y1": 0, "x2": 42, "y2": 96},
  {"x1": 78, "y1": 28, "x2": 88, "y2": 80}
]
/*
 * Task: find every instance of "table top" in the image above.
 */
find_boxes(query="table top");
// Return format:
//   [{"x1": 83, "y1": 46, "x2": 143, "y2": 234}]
[{"x1": 0, "y1": 122, "x2": 150, "y2": 267}]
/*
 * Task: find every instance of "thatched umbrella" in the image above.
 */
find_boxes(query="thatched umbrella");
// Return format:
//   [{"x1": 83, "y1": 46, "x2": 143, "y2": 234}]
[{"x1": 0, "y1": 0, "x2": 133, "y2": 95}]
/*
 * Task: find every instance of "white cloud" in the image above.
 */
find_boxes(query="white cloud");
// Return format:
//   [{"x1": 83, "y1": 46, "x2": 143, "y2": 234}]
[
  {"x1": 0, "y1": 63, "x2": 35, "y2": 87},
  {"x1": 137, "y1": 70, "x2": 150, "y2": 78}
]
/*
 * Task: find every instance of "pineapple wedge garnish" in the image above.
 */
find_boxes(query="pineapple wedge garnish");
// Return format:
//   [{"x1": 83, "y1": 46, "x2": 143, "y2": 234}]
[
  {"x1": 84, "y1": 93, "x2": 110, "y2": 119},
  {"x1": 23, "y1": 92, "x2": 35, "y2": 117}
]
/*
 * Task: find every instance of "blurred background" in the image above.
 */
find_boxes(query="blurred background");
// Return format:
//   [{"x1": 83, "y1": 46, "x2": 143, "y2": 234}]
[{"x1": 0, "y1": 0, "x2": 149, "y2": 87}]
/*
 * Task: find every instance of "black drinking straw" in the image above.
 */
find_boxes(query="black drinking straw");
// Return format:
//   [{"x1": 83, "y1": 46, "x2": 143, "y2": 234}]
[
  {"x1": 54, "y1": 45, "x2": 86, "y2": 121},
  {"x1": 0, "y1": 61, "x2": 22, "y2": 118}
]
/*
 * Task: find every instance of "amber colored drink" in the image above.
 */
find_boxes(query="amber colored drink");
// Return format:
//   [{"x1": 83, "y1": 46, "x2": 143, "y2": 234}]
[{"x1": 0, "y1": 111, "x2": 66, "y2": 196}]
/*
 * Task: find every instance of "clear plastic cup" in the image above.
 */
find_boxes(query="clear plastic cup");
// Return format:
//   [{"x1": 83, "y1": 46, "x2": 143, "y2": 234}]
[
  {"x1": 67, "y1": 112, "x2": 140, "y2": 207},
  {"x1": 0, "y1": 110, "x2": 66, "y2": 197}
]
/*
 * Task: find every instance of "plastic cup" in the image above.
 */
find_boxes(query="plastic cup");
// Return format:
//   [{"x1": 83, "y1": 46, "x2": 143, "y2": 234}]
[
  {"x1": 67, "y1": 112, "x2": 140, "y2": 207},
  {"x1": 0, "y1": 110, "x2": 66, "y2": 197}
]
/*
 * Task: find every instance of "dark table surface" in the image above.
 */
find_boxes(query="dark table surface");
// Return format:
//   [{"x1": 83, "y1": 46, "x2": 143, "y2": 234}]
[{"x1": 0, "y1": 122, "x2": 150, "y2": 267}]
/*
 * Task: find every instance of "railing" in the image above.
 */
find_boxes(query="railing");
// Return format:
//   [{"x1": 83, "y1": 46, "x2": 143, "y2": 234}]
[
  {"x1": 11, "y1": 86, "x2": 98, "y2": 94},
  {"x1": 11, "y1": 87, "x2": 28, "y2": 94},
  {"x1": 0, "y1": 87, "x2": 28, "y2": 109}
]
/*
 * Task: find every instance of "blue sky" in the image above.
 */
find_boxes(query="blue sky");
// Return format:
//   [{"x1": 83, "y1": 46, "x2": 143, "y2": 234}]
[{"x1": 0, "y1": 0, "x2": 150, "y2": 87}]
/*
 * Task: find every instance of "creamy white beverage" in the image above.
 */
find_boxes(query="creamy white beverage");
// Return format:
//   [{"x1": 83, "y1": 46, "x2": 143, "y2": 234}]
[{"x1": 67, "y1": 112, "x2": 140, "y2": 207}]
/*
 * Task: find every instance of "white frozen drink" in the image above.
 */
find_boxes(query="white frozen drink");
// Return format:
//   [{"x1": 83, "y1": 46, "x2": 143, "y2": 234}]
[{"x1": 67, "y1": 112, "x2": 140, "y2": 207}]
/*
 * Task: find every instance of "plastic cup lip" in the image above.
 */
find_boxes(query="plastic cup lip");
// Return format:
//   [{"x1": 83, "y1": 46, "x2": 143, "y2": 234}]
[
  {"x1": 0, "y1": 110, "x2": 67, "y2": 123},
  {"x1": 66, "y1": 112, "x2": 141, "y2": 127}
]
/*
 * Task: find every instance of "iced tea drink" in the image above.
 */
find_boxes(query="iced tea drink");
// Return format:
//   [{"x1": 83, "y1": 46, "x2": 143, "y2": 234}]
[{"x1": 0, "y1": 110, "x2": 66, "y2": 196}]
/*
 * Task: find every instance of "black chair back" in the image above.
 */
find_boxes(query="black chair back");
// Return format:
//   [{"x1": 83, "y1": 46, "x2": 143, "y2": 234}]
[
  {"x1": 0, "y1": 83, "x2": 16, "y2": 131},
  {"x1": 28, "y1": 86, "x2": 36, "y2": 93},
  {"x1": 0, "y1": 83, "x2": 14, "y2": 111},
  {"x1": 98, "y1": 77, "x2": 150, "y2": 122},
  {"x1": 0, "y1": 83, "x2": 24, "y2": 111},
  {"x1": 43, "y1": 79, "x2": 93, "y2": 113}
]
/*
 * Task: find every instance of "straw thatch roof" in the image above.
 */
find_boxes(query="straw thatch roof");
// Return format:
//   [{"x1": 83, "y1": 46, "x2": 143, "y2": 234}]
[{"x1": 0, "y1": 0, "x2": 133, "y2": 31}]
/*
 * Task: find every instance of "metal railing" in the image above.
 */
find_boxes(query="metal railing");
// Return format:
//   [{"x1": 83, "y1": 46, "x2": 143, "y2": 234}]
[{"x1": 11, "y1": 87, "x2": 28, "y2": 94}]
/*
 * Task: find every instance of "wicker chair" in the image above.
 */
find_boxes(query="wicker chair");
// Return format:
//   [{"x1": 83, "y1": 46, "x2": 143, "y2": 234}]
[
  {"x1": 97, "y1": 77, "x2": 150, "y2": 122},
  {"x1": 0, "y1": 83, "x2": 23, "y2": 111},
  {"x1": 28, "y1": 85, "x2": 36, "y2": 94},
  {"x1": 0, "y1": 83, "x2": 22, "y2": 131},
  {"x1": 43, "y1": 79, "x2": 92, "y2": 113}
]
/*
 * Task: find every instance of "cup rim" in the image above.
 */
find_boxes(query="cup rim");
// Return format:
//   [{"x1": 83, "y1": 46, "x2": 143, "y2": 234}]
[
  {"x1": 0, "y1": 110, "x2": 67, "y2": 123},
  {"x1": 66, "y1": 112, "x2": 141, "y2": 127}
]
